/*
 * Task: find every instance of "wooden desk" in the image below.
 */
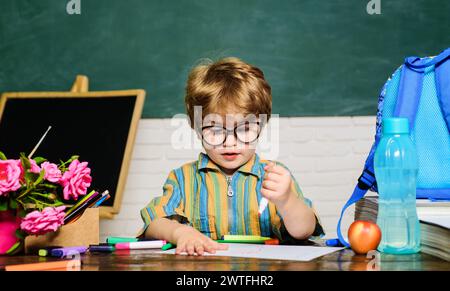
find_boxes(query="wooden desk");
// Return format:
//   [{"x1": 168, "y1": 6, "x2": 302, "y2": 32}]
[{"x1": 1, "y1": 248, "x2": 449, "y2": 271}]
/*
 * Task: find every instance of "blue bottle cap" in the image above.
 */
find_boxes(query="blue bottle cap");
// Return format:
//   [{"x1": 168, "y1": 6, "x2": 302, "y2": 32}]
[{"x1": 382, "y1": 118, "x2": 410, "y2": 134}]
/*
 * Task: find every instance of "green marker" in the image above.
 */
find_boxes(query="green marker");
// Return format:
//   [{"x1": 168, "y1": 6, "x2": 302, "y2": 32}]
[
  {"x1": 161, "y1": 243, "x2": 175, "y2": 251},
  {"x1": 38, "y1": 249, "x2": 50, "y2": 257},
  {"x1": 106, "y1": 237, "x2": 139, "y2": 245},
  {"x1": 217, "y1": 235, "x2": 271, "y2": 244}
]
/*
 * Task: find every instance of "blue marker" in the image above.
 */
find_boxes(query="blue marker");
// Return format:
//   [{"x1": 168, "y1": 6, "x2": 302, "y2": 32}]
[
  {"x1": 93, "y1": 190, "x2": 110, "y2": 207},
  {"x1": 326, "y1": 238, "x2": 345, "y2": 247}
]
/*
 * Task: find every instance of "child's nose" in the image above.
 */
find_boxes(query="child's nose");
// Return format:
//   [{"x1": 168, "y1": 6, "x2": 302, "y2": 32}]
[{"x1": 223, "y1": 131, "x2": 237, "y2": 147}]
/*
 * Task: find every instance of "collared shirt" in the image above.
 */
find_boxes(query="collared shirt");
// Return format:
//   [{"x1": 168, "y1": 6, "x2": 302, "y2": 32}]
[{"x1": 139, "y1": 153, "x2": 324, "y2": 241}]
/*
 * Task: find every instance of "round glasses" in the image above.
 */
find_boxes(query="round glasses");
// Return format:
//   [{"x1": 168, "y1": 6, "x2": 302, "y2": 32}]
[{"x1": 201, "y1": 122, "x2": 261, "y2": 146}]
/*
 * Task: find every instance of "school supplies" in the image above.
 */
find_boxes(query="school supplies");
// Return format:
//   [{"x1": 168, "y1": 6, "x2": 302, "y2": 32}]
[
  {"x1": 420, "y1": 215, "x2": 450, "y2": 261},
  {"x1": 264, "y1": 238, "x2": 279, "y2": 245},
  {"x1": 64, "y1": 190, "x2": 97, "y2": 216},
  {"x1": 218, "y1": 235, "x2": 271, "y2": 244},
  {"x1": 4, "y1": 259, "x2": 81, "y2": 271},
  {"x1": 115, "y1": 240, "x2": 166, "y2": 250},
  {"x1": 93, "y1": 191, "x2": 111, "y2": 207},
  {"x1": 161, "y1": 243, "x2": 175, "y2": 251},
  {"x1": 106, "y1": 236, "x2": 139, "y2": 245},
  {"x1": 37, "y1": 246, "x2": 63, "y2": 257},
  {"x1": 332, "y1": 47, "x2": 450, "y2": 248},
  {"x1": 258, "y1": 198, "x2": 269, "y2": 216},
  {"x1": 89, "y1": 245, "x2": 115, "y2": 253},
  {"x1": 64, "y1": 190, "x2": 109, "y2": 224},
  {"x1": 50, "y1": 246, "x2": 88, "y2": 258}
]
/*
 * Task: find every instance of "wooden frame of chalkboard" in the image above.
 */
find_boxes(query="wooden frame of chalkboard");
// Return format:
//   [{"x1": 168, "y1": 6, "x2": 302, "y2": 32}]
[{"x1": 0, "y1": 90, "x2": 145, "y2": 219}]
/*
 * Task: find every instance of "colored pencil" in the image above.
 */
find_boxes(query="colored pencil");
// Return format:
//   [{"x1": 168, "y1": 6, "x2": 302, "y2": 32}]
[{"x1": 5, "y1": 259, "x2": 81, "y2": 271}]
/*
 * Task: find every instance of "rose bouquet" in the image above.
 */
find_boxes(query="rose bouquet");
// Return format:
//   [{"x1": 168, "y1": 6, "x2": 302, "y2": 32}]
[{"x1": 0, "y1": 151, "x2": 92, "y2": 255}]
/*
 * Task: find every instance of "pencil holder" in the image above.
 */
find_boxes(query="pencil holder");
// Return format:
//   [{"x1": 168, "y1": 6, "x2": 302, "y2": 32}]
[{"x1": 24, "y1": 208, "x2": 99, "y2": 254}]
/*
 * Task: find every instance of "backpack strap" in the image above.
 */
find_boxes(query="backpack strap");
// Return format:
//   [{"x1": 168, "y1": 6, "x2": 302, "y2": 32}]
[
  {"x1": 331, "y1": 147, "x2": 377, "y2": 247},
  {"x1": 435, "y1": 56, "x2": 450, "y2": 133},
  {"x1": 405, "y1": 48, "x2": 450, "y2": 70},
  {"x1": 400, "y1": 48, "x2": 450, "y2": 130},
  {"x1": 394, "y1": 63, "x2": 424, "y2": 130}
]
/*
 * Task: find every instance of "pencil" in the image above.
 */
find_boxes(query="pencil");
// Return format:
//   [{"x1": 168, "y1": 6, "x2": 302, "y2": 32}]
[{"x1": 5, "y1": 259, "x2": 81, "y2": 271}]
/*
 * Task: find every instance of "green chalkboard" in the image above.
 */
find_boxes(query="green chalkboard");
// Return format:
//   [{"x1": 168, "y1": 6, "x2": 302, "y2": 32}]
[{"x1": 0, "y1": 0, "x2": 449, "y2": 117}]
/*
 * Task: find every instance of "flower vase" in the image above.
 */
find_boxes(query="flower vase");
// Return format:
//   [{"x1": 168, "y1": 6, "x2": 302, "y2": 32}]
[{"x1": 0, "y1": 210, "x2": 23, "y2": 255}]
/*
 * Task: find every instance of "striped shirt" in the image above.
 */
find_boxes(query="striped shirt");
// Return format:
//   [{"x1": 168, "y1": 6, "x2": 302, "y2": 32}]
[{"x1": 139, "y1": 152, "x2": 324, "y2": 241}]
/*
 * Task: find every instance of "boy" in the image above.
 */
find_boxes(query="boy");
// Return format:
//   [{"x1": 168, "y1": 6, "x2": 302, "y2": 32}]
[{"x1": 139, "y1": 57, "x2": 324, "y2": 255}]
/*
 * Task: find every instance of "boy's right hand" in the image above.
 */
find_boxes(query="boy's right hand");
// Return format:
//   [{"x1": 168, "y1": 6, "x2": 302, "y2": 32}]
[{"x1": 172, "y1": 225, "x2": 228, "y2": 256}]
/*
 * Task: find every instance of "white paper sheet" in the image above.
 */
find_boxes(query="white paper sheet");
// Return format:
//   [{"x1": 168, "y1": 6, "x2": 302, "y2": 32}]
[
  {"x1": 419, "y1": 215, "x2": 450, "y2": 229},
  {"x1": 159, "y1": 243, "x2": 343, "y2": 261}
]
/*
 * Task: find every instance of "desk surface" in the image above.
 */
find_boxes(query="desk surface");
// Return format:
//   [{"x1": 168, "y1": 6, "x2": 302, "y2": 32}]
[{"x1": 1, "y1": 248, "x2": 449, "y2": 271}]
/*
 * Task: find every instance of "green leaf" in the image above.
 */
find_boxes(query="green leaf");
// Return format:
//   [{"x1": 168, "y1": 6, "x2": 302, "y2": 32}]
[
  {"x1": 9, "y1": 199, "x2": 18, "y2": 210},
  {"x1": 17, "y1": 208, "x2": 27, "y2": 218},
  {"x1": 41, "y1": 183, "x2": 57, "y2": 189},
  {"x1": 0, "y1": 199, "x2": 8, "y2": 211},
  {"x1": 6, "y1": 241, "x2": 23, "y2": 255},
  {"x1": 33, "y1": 157, "x2": 46, "y2": 165},
  {"x1": 33, "y1": 169, "x2": 46, "y2": 187},
  {"x1": 20, "y1": 153, "x2": 31, "y2": 171},
  {"x1": 70, "y1": 155, "x2": 80, "y2": 161},
  {"x1": 53, "y1": 201, "x2": 64, "y2": 207},
  {"x1": 0, "y1": 151, "x2": 7, "y2": 160},
  {"x1": 24, "y1": 172, "x2": 35, "y2": 188},
  {"x1": 15, "y1": 229, "x2": 26, "y2": 240}
]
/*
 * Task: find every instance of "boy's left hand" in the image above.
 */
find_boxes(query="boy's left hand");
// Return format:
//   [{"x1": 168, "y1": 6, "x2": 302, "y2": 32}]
[{"x1": 261, "y1": 162, "x2": 294, "y2": 207}]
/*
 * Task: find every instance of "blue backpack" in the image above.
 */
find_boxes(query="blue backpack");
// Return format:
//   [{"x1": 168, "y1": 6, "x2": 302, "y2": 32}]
[{"x1": 333, "y1": 48, "x2": 450, "y2": 247}]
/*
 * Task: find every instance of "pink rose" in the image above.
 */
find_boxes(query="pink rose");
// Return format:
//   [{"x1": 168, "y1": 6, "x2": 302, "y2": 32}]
[
  {"x1": 60, "y1": 160, "x2": 92, "y2": 200},
  {"x1": 15, "y1": 159, "x2": 40, "y2": 174},
  {"x1": 29, "y1": 159, "x2": 41, "y2": 174},
  {"x1": 20, "y1": 206, "x2": 66, "y2": 235},
  {"x1": 0, "y1": 160, "x2": 22, "y2": 196},
  {"x1": 41, "y1": 162, "x2": 62, "y2": 183}
]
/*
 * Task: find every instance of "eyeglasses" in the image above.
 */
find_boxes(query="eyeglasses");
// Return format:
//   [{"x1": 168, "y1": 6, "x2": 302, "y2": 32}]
[{"x1": 201, "y1": 122, "x2": 261, "y2": 146}]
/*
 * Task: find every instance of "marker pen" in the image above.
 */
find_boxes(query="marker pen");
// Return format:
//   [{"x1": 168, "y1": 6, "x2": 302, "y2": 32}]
[
  {"x1": 50, "y1": 246, "x2": 88, "y2": 258},
  {"x1": 258, "y1": 198, "x2": 269, "y2": 216},
  {"x1": 89, "y1": 245, "x2": 115, "y2": 252},
  {"x1": 115, "y1": 240, "x2": 166, "y2": 250}
]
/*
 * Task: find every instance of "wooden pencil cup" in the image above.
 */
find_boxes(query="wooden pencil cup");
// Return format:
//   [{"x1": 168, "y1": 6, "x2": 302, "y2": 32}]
[{"x1": 24, "y1": 208, "x2": 99, "y2": 254}]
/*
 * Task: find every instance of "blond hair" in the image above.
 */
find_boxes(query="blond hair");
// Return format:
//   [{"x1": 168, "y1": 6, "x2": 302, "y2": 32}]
[{"x1": 185, "y1": 57, "x2": 272, "y2": 129}]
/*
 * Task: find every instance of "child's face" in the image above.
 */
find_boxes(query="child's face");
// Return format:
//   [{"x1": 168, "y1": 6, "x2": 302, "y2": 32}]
[{"x1": 200, "y1": 112, "x2": 261, "y2": 175}]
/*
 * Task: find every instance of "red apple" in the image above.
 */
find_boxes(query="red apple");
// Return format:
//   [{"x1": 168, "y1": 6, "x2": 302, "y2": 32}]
[{"x1": 348, "y1": 220, "x2": 382, "y2": 255}]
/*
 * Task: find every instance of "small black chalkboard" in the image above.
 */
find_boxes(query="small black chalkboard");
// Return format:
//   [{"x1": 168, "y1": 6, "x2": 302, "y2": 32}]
[{"x1": 0, "y1": 89, "x2": 145, "y2": 218}]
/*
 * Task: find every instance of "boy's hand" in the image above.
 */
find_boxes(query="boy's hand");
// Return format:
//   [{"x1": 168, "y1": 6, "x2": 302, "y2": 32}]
[
  {"x1": 172, "y1": 225, "x2": 228, "y2": 256},
  {"x1": 261, "y1": 162, "x2": 295, "y2": 207}
]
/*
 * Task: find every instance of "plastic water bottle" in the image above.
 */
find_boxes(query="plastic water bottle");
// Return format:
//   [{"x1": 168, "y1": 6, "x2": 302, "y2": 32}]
[{"x1": 374, "y1": 118, "x2": 421, "y2": 254}]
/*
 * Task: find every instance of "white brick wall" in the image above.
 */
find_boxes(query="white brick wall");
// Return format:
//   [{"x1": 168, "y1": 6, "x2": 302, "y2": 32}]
[{"x1": 100, "y1": 116, "x2": 376, "y2": 242}]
